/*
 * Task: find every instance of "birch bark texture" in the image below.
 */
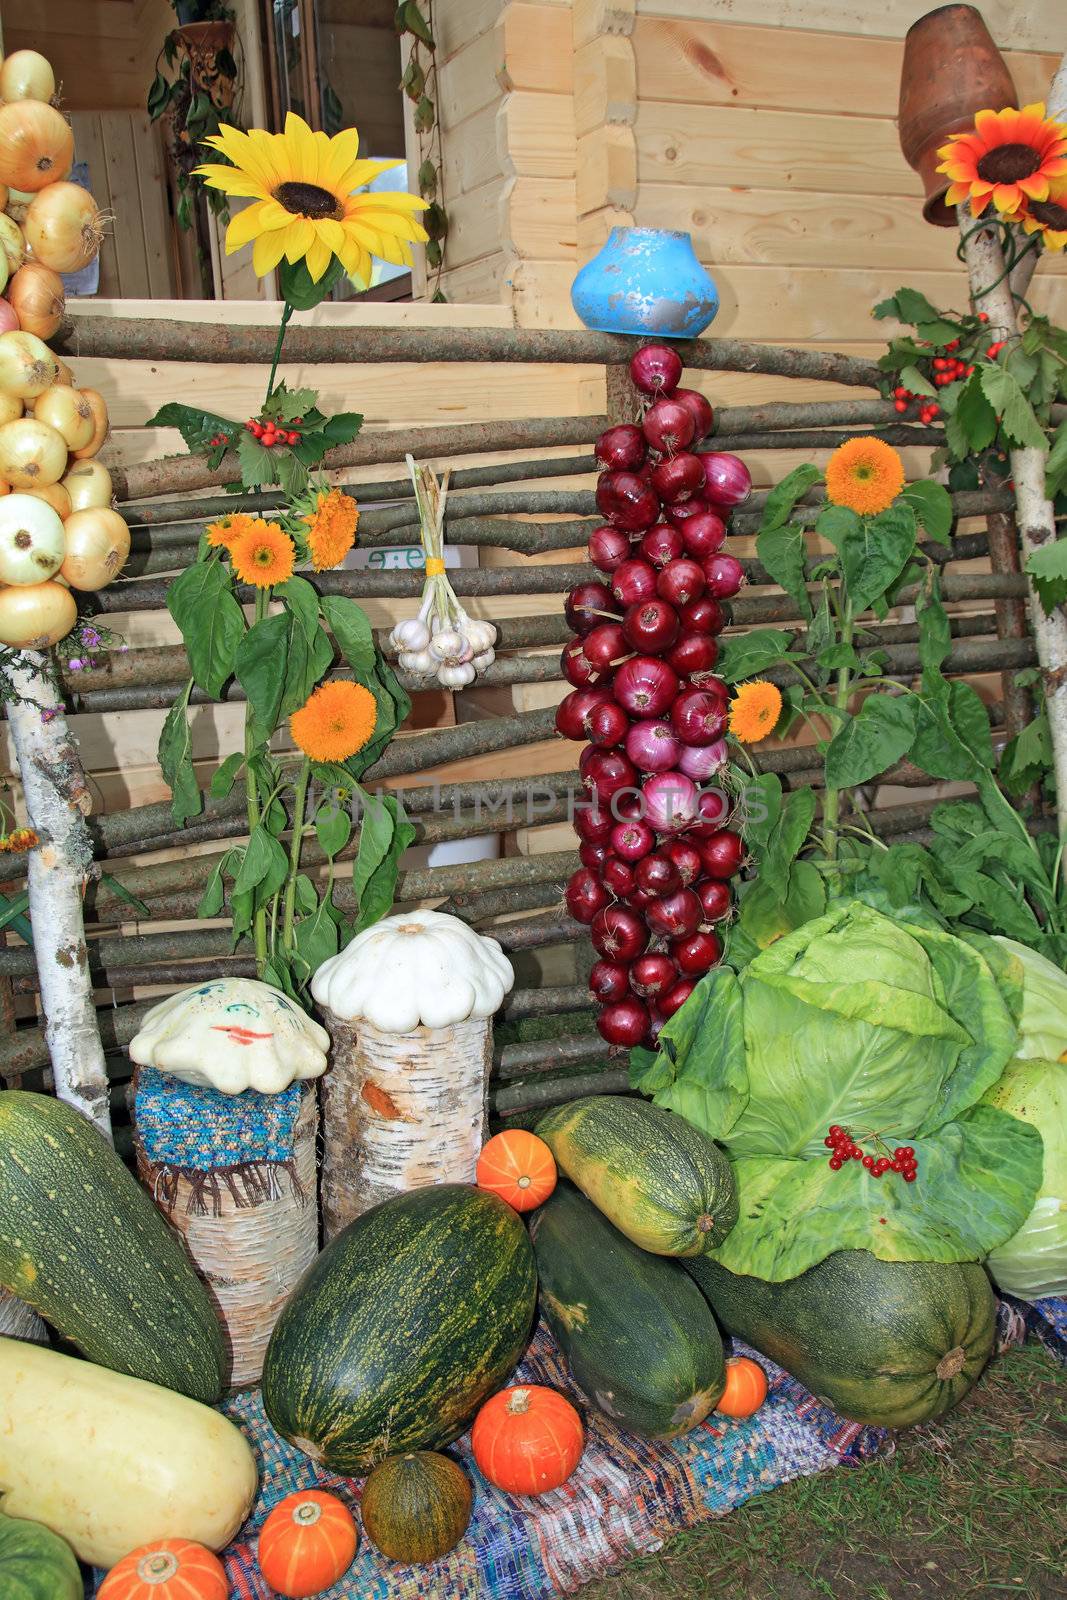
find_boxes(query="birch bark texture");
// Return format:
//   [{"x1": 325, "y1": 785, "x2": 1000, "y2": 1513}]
[{"x1": 4, "y1": 655, "x2": 112, "y2": 1139}]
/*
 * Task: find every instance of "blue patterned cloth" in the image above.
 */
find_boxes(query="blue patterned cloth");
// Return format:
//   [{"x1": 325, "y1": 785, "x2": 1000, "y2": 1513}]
[{"x1": 134, "y1": 1066, "x2": 304, "y2": 1170}]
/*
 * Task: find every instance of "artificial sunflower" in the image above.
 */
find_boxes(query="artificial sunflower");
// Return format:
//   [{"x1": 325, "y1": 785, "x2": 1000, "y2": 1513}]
[
  {"x1": 937, "y1": 102, "x2": 1067, "y2": 217},
  {"x1": 229, "y1": 518, "x2": 296, "y2": 588},
  {"x1": 195, "y1": 113, "x2": 429, "y2": 284},
  {"x1": 729, "y1": 681, "x2": 782, "y2": 745},
  {"x1": 289, "y1": 680, "x2": 377, "y2": 763},
  {"x1": 824, "y1": 437, "x2": 905, "y2": 517},
  {"x1": 206, "y1": 511, "x2": 258, "y2": 551},
  {"x1": 303, "y1": 488, "x2": 359, "y2": 571},
  {"x1": 1015, "y1": 173, "x2": 1067, "y2": 251}
]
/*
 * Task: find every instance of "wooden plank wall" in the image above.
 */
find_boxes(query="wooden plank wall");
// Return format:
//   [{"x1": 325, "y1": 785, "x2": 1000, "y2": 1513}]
[
  {"x1": 70, "y1": 112, "x2": 177, "y2": 300},
  {"x1": 2, "y1": 0, "x2": 173, "y2": 111}
]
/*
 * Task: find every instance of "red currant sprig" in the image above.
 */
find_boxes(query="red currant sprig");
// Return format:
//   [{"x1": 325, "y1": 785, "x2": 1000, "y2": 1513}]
[
  {"x1": 244, "y1": 417, "x2": 303, "y2": 449},
  {"x1": 823, "y1": 1126, "x2": 918, "y2": 1182}
]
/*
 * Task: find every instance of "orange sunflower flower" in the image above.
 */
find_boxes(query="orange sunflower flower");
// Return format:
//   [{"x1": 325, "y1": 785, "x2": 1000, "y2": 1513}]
[
  {"x1": 302, "y1": 488, "x2": 359, "y2": 571},
  {"x1": 289, "y1": 680, "x2": 378, "y2": 763},
  {"x1": 206, "y1": 512, "x2": 257, "y2": 551},
  {"x1": 824, "y1": 437, "x2": 905, "y2": 517},
  {"x1": 729, "y1": 681, "x2": 782, "y2": 745},
  {"x1": 229, "y1": 518, "x2": 296, "y2": 588},
  {"x1": 937, "y1": 103, "x2": 1067, "y2": 217},
  {"x1": 1015, "y1": 173, "x2": 1067, "y2": 252}
]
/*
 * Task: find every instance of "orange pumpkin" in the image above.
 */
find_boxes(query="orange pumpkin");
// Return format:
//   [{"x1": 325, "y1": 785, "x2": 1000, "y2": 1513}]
[
  {"x1": 257, "y1": 1490, "x2": 358, "y2": 1598},
  {"x1": 476, "y1": 1129, "x2": 557, "y2": 1212},
  {"x1": 471, "y1": 1384, "x2": 583, "y2": 1495},
  {"x1": 98, "y1": 1540, "x2": 227, "y2": 1600},
  {"x1": 716, "y1": 1356, "x2": 768, "y2": 1419}
]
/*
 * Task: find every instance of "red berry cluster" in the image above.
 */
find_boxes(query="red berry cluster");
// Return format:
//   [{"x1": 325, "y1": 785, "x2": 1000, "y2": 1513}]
[
  {"x1": 558, "y1": 341, "x2": 751, "y2": 1050},
  {"x1": 208, "y1": 433, "x2": 229, "y2": 447},
  {"x1": 245, "y1": 415, "x2": 305, "y2": 449},
  {"x1": 824, "y1": 1126, "x2": 918, "y2": 1182}
]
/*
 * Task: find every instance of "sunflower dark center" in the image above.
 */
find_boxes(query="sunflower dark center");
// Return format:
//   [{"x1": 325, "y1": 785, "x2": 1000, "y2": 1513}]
[
  {"x1": 976, "y1": 143, "x2": 1041, "y2": 184},
  {"x1": 1028, "y1": 197, "x2": 1067, "y2": 229},
  {"x1": 274, "y1": 181, "x2": 343, "y2": 220}
]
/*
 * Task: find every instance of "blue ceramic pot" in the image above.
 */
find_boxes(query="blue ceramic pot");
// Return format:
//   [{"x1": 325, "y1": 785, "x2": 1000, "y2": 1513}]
[{"x1": 570, "y1": 228, "x2": 719, "y2": 339}]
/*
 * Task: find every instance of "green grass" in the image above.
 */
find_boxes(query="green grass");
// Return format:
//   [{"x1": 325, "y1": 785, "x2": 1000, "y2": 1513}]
[{"x1": 578, "y1": 1341, "x2": 1066, "y2": 1600}]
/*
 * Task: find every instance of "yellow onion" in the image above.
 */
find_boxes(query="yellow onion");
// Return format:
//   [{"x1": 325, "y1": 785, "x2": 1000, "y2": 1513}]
[
  {"x1": 0, "y1": 330, "x2": 59, "y2": 399},
  {"x1": 26, "y1": 481, "x2": 71, "y2": 520},
  {"x1": 23, "y1": 182, "x2": 103, "y2": 274},
  {"x1": 0, "y1": 416, "x2": 68, "y2": 488},
  {"x1": 52, "y1": 356, "x2": 74, "y2": 387},
  {"x1": 0, "y1": 186, "x2": 6, "y2": 212},
  {"x1": 7, "y1": 262, "x2": 64, "y2": 340},
  {"x1": 0, "y1": 216, "x2": 25, "y2": 278},
  {"x1": 0, "y1": 52, "x2": 57, "y2": 106},
  {"x1": 0, "y1": 493, "x2": 65, "y2": 585},
  {"x1": 62, "y1": 459, "x2": 112, "y2": 511},
  {"x1": 0, "y1": 579, "x2": 76, "y2": 646},
  {"x1": 33, "y1": 384, "x2": 93, "y2": 451},
  {"x1": 0, "y1": 255, "x2": 7, "y2": 299},
  {"x1": 60, "y1": 506, "x2": 130, "y2": 591},
  {"x1": 0, "y1": 393, "x2": 22, "y2": 427},
  {"x1": 0, "y1": 103, "x2": 73, "y2": 194},
  {"x1": 5, "y1": 189, "x2": 34, "y2": 225},
  {"x1": 70, "y1": 388, "x2": 109, "y2": 460}
]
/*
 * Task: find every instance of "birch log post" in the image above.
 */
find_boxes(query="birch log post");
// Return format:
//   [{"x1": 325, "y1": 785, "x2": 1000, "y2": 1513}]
[
  {"x1": 4, "y1": 656, "x2": 112, "y2": 1138},
  {"x1": 956, "y1": 208, "x2": 1067, "y2": 833}
]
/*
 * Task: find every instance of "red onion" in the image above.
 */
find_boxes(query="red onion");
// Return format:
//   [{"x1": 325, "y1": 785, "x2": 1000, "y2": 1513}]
[
  {"x1": 630, "y1": 342, "x2": 682, "y2": 396},
  {"x1": 656, "y1": 559, "x2": 705, "y2": 609},
  {"x1": 679, "y1": 510, "x2": 727, "y2": 560},
  {"x1": 660, "y1": 979, "x2": 696, "y2": 1018},
  {"x1": 690, "y1": 788, "x2": 730, "y2": 835},
  {"x1": 651, "y1": 451, "x2": 704, "y2": 504},
  {"x1": 667, "y1": 631, "x2": 719, "y2": 680},
  {"x1": 565, "y1": 580, "x2": 617, "y2": 636},
  {"x1": 579, "y1": 839, "x2": 612, "y2": 871},
  {"x1": 699, "y1": 451, "x2": 753, "y2": 507},
  {"x1": 680, "y1": 595, "x2": 726, "y2": 636},
  {"x1": 697, "y1": 878, "x2": 732, "y2": 922},
  {"x1": 611, "y1": 789, "x2": 643, "y2": 820},
  {"x1": 597, "y1": 996, "x2": 652, "y2": 1046},
  {"x1": 555, "y1": 686, "x2": 614, "y2": 741},
  {"x1": 601, "y1": 856, "x2": 636, "y2": 898},
  {"x1": 642, "y1": 770, "x2": 699, "y2": 833},
  {"x1": 677, "y1": 738, "x2": 727, "y2": 781},
  {"x1": 626, "y1": 884, "x2": 657, "y2": 911},
  {"x1": 643, "y1": 398, "x2": 697, "y2": 456},
  {"x1": 610, "y1": 816, "x2": 655, "y2": 862},
  {"x1": 672, "y1": 929, "x2": 723, "y2": 977},
  {"x1": 623, "y1": 598, "x2": 680, "y2": 655},
  {"x1": 610, "y1": 558, "x2": 658, "y2": 607},
  {"x1": 565, "y1": 867, "x2": 610, "y2": 924},
  {"x1": 580, "y1": 745, "x2": 637, "y2": 802},
  {"x1": 596, "y1": 469, "x2": 660, "y2": 532},
  {"x1": 663, "y1": 837, "x2": 703, "y2": 887},
  {"x1": 673, "y1": 387, "x2": 714, "y2": 439},
  {"x1": 625, "y1": 718, "x2": 680, "y2": 773},
  {"x1": 671, "y1": 688, "x2": 727, "y2": 746},
  {"x1": 561, "y1": 643, "x2": 601, "y2": 688},
  {"x1": 587, "y1": 699, "x2": 630, "y2": 748},
  {"x1": 589, "y1": 958, "x2": 632, "y2": 1004},
  {"x1": 703, "y1": 553, "x2": 745, "y2": 599},
  {"x1": 574, "y1": 800, "x2": 612, "y2": 843},
  {"x1": 588, "y1": 524, "x2": 632, "y2": 573},
  {"x1": 667, "y1": 494, "x2": 712, "y2": 523},
  {"x1": 635, "y1": 851, "x2": 682, "y2": 897},
  {"x1": 646, "y1": 888, "x2": 702, "y2": 939},
  {"x1": 582, "y1": 622, "x2": 628, "y2": 673},
  {"x1": 595, "y1": 423, "x2": 646, "y2": 472},
  {"x1": 591, "y1": 904, "x2": 649, "y2": 962},
  {"x1": 639, "y1": 523, "x2": 684, "y2": 570},
  {"x1": 630, "y1": 952, "x2": 678, "y2": 1000},
  {"x1": 699, "y1": 829, "x2": 746, "y2": 879},
  {"x1": 613, "y1": 655, "x2": 679, "y2": 719}
]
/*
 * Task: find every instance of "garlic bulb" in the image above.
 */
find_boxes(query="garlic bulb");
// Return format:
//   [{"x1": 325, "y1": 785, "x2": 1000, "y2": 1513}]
[
  {"x1": 391, "y1": 617, "x2": 430, "y2": 652},
  {"x1": 438, "y1": 661, "x2": 476, "y2": 688},
  {"x1": 398, "y1": 647, "x2": 435, "y2": 674},
  {"x1": 429, "y1": 627, "x2": 466, "y2": 661},
  {"x1": 472, "y1": 648, "x2": 496, "y2": 670}
]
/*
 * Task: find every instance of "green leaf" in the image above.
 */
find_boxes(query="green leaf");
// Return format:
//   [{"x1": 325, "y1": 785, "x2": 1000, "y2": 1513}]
[
  {"x1": 916, "y1": 569, "x2": 951, "y2": 675},
  {"x1": 233, "y1": 825, "x2": 289, "y2": 906},
  {"x1": 353, "y1": 794, "x2": 416, "y2": 931},
  {"x1": 320, "y1": 594, "x2": 375, "y2": 674},
  {"x1": 717, "y1": 628, "x2": 793, "y2": 683},
  {"x1": 209, "y1": 752, "x2": 245, "y2": 800},
  {"x1": 872, "y1": 287, "x2": 944, "y2": 327},
  {"x1": 1045, "y1": 416, "x2": 1067, "y2": 500},
  {"x1": 824, "y1": 694, "x2": 917, "y2": 787},
  {"x1": 898, "y1": 363, "x2": 937, "y2": 399},
  {"x1": 278, "y1": 253, "x2": 346, "y2": 311},
  {"x1": 653, "y1": 967, "x2": 750, "y2": 1138},
  {"x1": 294, "y1": 873, "x2": 319, "y2": 914},
  {"x1": 293, "y1": 893, "x2": 341, "y2": 974},
  {"x1": 765, "y1": 786, "x2": 817, "y2": 882},
  {"x1": 0, "y1": 891, "x2": 32, "y2": 946},
  {"x1": 980, "y1": 363, "x2": 1048, "y2": 449},
  {"x1": 1000, "y1": 712, "x2": 1050, "y2": 793},
  {"x1": 414, "y1": 94, "x2": 435, "y2": 134},
  {"x1": 146, "y1": 402, "x2": 237, "y2": 453},
  {"x1": 417, "y1": 157, "x2": 437, "y2": 199},
  {"x1": 953, "y1": 371, "x2": 998, "y2": 452},
  {"x1": 261, "y1": 383, "x2": 317, "y2": 423},
  {"x1": 814, "y1": 503, "x2": 860, "y2": 551},
  {"x1": 400, "y1": 0, "x2": 435, "y2": 45},
  {"x1": 276, "y1": 576, "x2": 321, "y2": 646},
  {"x1": 235, "y1": 611, "x2": 289, "y2": 740},
  {"x1": 946, "y1": 680, "x2": 994, "y2": 769},
  {"x1": 321, "y1": 412, "x2": 363, "y2": 447},
  {"x1": 903, "y1": 479, "x2": 953, "y2": 545},
  {"x1": 739, "y1": 771, "x2": 782, "y2": 857},
  {"x1": 236, "y1": 430, "x2": 277, "y2": 490},
  {"x1": 100, "y1": 874, "x2": 151, "y2": 919},
  {"x1": 276, "y1": 447, "x2": 309, "y2": 499},
  {"x1": 197, "y1": 855, "x2": 227, "y2": 918},
  {"x1": 737, "y1": 860, "x2": 826, "y2": 951},
  {"x1": 166, "y1": 561, "x2": 244, "y2": 698},
  {"x1": 804, "y1": 582, "x2": 834, "y2": 661},
  {"x1": 817, "y1": 643, "x2": 862, "y2": 671},
  {"x1": 158, "y1": 679, "x2": 201, "y2": 826},
  {"x1": 759, "y1": 464, "x2": 821, "y2": 533},
  {"x1": 1026, "y1": 538, "x2": 1067, "y2": 614},
  {"x1": 840, "y1": 503, "x2": 917, "y2": 614},
  {"x1": 756, "y1": 519, "x2": 812, "y2": 619},
  {"x1": 315, "y1": 797, "x2": 352, "y2": 859},
  {"x1": 281, "y1": 625, "x2": 334, "y2": 719},
  {"x1": 915, "y1": 318, "x2": 966, "y2": 346}
]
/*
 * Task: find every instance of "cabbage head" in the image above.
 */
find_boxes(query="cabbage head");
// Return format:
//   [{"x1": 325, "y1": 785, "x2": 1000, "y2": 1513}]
[
  {"x1": 632, "y1": 901, "x2": 1043, "y2": 1281},
  {"x1": 991, "y1": 936, "x2": 1067, "y2": 1063},
  {"x1": 983, "y1": 1056, "x2": 1067, "y2": 1300}
]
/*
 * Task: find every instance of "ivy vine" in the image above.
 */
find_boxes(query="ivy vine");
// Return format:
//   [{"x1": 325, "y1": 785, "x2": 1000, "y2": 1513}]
[{"x1": 396, "y1": 0, "x2": 448, "y2": 300}]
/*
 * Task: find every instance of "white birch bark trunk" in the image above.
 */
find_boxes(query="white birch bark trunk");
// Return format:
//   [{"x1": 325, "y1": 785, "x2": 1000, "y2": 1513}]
[
  {"x1": 0, "y1": 1286, "x2": 46, "y2": 1341},
  {"x1": 319, "y1": 1009, "x2": 491, "y2": 1239},
  {"x1": 956, "y1": 209, "x2": 1067, "y2": 835},
  {"x1": 5, "y1": 654, "x2": 112, "y2": 1139}
]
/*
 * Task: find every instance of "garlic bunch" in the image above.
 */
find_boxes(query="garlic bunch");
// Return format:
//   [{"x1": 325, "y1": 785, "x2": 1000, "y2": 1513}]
[{"x1": 387, "y1": 455, "x2": 498, "y2": 690}]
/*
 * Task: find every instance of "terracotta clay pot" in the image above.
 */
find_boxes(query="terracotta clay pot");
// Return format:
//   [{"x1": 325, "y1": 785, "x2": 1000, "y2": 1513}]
[{"x1": 898, "y1": 4, "x2": 1018, "y2": 226}]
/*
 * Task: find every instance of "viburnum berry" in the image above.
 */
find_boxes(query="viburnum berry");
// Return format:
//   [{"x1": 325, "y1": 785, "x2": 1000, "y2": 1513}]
[
  {"x1": 946, "y1": 338, "x2": 959, "y2": 351},
  {"x1": 862, "y1": 1154, "x2": 874, "y2": 1170},
  {"x1": 894, "y1": 398, "x2": 908, "y2": 413},
  {"x1": 903, "y1": 1170, "x2": 917, "y2": 1182},
  {"x1": 829, "y1": 1155, "x2": 843, "y2": 1171},
  {"x1": 977, "y1": 310, "x2": 989, "y2": 322}
]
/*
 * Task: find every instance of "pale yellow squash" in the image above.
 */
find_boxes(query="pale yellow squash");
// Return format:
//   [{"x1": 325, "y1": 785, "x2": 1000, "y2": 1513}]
[{"x1": 0, "y1": 1340, "x2": 258, "y2": 1568}]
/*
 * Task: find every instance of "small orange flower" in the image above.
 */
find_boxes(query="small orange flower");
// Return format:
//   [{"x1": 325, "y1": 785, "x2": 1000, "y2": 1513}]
[
  {"x1": 729, "y1": 681, "x2": 782, "y2": 744},
  {"x1": 1014, "y1": 173, "x2": 1067, "y2": 252},
  {"x1": 290, "y1": 680, "x2": 378, "y2": 763},
  {"x1": 303, "y1": 489, "x2": 359, "y2": 571},
  {"x1": 824, "y1": 437, "x2": 905, "y2": 517},
  {"x1": 205, "y1": 512, "x2": 260, "y2": 551},
  {"x1": 229, "y1": 518, "x2": 295, "y2": 588},
  {"x1": 937, "y1": 102, "x2": 1067, "y2": 217},
  {"x1": 0, "y1": 827, "x2": 39, "y2": 854}
]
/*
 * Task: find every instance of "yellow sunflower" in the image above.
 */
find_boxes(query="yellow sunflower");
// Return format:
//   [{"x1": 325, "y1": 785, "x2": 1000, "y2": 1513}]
[
  {"x1": 729, "y1": 682, "x2": 782, "y2": 745},
  {"x1": 1014, "y1": 174, "x2": 1067, "y2": 252},
  {"x1": 303, "y1": 488, "x2": 359, "y2": 570},
  {"x1": 290, "y1": 680, "x2": 377, "y2": 763},
  {"x1": 824, "y1": 437, "x2": 905, "y2": 517},
  {"x1": 195, "y1": 114, "x2": 429, "y2": 284},
  {"x1": 229, "y1": 518, "x2": 296, "y2": 588},
  {"x1": 937, "y1": 102, "x2": 1067, "y2": 217}
]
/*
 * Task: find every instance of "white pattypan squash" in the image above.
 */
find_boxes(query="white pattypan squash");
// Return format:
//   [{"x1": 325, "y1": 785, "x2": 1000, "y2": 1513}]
[
  {"x1": 129, "y1": 977, "x2": 330, "y2": 1095},
  {"x1": 311, "y1": 907, "x2": 514, "y2": 1032}
]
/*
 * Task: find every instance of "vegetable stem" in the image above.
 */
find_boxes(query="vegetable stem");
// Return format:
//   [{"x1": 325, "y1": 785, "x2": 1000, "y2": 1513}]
[
  {"x1": 282, "y1": 759, "x2": 311, "y2": 952},
  {"x1": 245, "y1": 587, "x2": 269, "y2": 973},
  {"x1": 822, "y1": 600, "x2": 854, "y2": 862},
  {"x1": 265, "y1": 301, "x2": 294, "y2": 405}
]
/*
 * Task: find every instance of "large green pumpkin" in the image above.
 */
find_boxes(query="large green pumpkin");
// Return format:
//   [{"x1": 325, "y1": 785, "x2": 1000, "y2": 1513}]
[
  {"x1": 0, "y1": 1511, "x2": 81, "y2": 1600},
  {"x1": 262, "y1": 1184, "x2": 536, "y2": 1473}
]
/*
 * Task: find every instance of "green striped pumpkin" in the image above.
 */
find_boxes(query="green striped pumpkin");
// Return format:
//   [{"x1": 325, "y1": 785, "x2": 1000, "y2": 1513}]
[
  {"x1": 0, "y1": 1513, "x2": 81, "y2": 1600},
  {"x1": 0, "y1": 1090, "x2": 224, "y2": 1401},
  {"x1": 262, "y1": 1184, "x2": 537, "y2": 1473},
  {"x1": 360, "y1": 1452, "x2": 472, "y2": 1564}
]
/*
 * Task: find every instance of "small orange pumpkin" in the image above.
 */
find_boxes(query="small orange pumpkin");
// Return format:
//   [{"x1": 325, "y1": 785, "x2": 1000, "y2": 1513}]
[
  {"x1": 98, "y1": 1540, "x2": 227, "y2": 1600},
  {"x1": 471, "y1": 1384, "x2": 584, "y2": 1495},
  {"x1": 257, "y1": 1490, "x2": 358, "y2": 1598},
  {"x1": 476, "y1": 1129, "x2": 557, "y2": 1212},
  {"x1": 716, "y1": 1356, "x2": 768, "y2": 1419}
]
